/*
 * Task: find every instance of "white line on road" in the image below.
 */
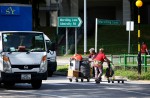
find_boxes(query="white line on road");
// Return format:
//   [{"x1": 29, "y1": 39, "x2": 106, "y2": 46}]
[{"x1": 107, "y1": 87, "x2": 150, "y2": 96}]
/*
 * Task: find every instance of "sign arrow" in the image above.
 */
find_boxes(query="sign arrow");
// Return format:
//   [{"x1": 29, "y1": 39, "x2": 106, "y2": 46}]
[{"x1": 58, "y1": 17, "x2": 83, "y2": 27}]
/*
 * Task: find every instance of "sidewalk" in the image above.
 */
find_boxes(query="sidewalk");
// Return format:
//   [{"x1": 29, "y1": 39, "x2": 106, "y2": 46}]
[
  {"x1": 57, "y1": 56, "x2": 70, "y2": 66},
  {"x1": 57, "y1": 56, "x2": 111, "y2": 66}
]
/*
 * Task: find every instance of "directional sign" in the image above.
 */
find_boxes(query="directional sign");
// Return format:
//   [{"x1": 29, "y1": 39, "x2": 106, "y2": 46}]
[
  {"x1": 98, "y1": 19, "x2": 121, "y2": 25},
  {"x1": 58, "y1": 17, "x2": 82, "y2": 27}
]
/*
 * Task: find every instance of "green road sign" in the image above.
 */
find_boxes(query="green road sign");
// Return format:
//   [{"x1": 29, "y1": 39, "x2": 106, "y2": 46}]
[
  {"x1": 58, "y1": 17, "x2": 82, "y2": 27},
  {"x1": 98, "y1": 19, "x2": 121, "y2": 25}
]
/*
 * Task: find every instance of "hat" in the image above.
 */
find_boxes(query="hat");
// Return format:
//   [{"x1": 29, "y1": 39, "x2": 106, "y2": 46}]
[{"x1": 89, "y1": 48, "x2": 95, "y2": 52}]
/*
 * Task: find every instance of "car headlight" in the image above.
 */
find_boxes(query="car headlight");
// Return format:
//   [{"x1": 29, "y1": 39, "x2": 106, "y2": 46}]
[
  {"x1": 3, "y1": 56, "x2": 11, "y2": 73},
  {"x1": 39, "y1": 55, "x2": 47, "y2": 73}
]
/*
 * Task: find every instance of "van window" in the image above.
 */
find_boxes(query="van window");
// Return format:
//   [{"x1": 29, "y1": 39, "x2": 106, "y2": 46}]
[
  {"x1": 2, "y1": 32, "x2": 46, "y2": 52},
  {"x1": 46, "y1": 40, "x2": 51, "y2": 50}
]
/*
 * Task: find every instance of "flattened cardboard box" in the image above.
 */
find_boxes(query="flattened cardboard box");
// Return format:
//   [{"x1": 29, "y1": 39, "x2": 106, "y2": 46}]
[{"x1": 68, "y1": 69, "x2": 79, "y2": 77}]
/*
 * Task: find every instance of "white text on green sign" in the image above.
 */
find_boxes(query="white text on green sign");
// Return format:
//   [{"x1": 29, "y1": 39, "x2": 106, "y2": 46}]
[
  {"x1": 58, "y1": 17, "x2": 82, "y2": 27},
  {"x1": 98, "y1": 19, "x2": 121, "y2": 25}
]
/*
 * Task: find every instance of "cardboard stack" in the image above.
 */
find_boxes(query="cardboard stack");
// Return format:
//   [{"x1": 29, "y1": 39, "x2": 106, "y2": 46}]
[{"x1": 68, "y1": 59, "x2": 80, "y2": 77}]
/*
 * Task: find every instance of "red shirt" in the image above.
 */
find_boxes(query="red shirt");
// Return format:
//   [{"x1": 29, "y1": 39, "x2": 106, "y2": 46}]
[
  {"x1": 141, "y1": 44, "x2": 148, "y2": 53},
  {"x1": 94, "y1": 52, "x2": 106, "y2": 62}
]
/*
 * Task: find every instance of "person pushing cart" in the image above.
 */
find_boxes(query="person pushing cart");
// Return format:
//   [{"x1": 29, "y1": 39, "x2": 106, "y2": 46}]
[{"x1": 93, "y1": 48, "x2": 111, "y2": 82}]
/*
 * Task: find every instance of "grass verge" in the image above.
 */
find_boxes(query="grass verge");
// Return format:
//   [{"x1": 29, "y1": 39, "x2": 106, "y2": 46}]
[
  {"x1": 57, "y1": 65, "x2": 150, "y2": 80},
  {"x1": 57, "y1": 65, "x2": 68, "y2": 72}
]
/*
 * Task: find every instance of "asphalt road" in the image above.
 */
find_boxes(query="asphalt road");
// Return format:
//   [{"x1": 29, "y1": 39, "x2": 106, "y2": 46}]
[{"x1": 0, "y1": 75, "x2": 150, "y2": 98}]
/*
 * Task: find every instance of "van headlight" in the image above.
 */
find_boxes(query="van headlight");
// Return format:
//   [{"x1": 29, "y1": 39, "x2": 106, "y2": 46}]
[
  {"x1": 39, "y1": 55, "x2": 47, "y2": 73},
  {"x1": 3, "y1": 56, "x2": 11, "y2": 73}
]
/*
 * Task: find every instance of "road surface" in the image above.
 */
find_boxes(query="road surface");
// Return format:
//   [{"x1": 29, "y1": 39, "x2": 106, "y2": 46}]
[{"x1": 0, "y1": 75, "x2": 150, "y2": 98}]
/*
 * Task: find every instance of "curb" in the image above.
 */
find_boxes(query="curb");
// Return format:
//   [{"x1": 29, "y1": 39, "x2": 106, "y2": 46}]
[{"x1": 54, "y1": 71, "x2": 67, "y2": 76}]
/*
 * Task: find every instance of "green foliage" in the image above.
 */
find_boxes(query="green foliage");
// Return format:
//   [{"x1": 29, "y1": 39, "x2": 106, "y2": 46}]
[
  {"x1": 77, "y1": 25, "x2": 150, "y2": 54},
  {"x1": 57, "y1": 65, "x2": 68, "y2": 72},
  {"x1": 114, "y1": 67, "x2": 150, "y2": 80},
  {"x1": 35, "y1": 26, "x2": 57, "y2": 42}
]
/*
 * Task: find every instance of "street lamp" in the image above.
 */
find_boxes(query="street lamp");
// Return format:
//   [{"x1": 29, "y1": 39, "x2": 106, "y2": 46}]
[{"x1": 135, "y1": 0, "x2": 143, "y2": 77}]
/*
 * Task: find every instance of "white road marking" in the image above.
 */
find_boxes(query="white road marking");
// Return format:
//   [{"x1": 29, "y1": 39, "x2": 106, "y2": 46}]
[{"x1": 106, "y1": 87, "x2": 150, "y2": 96}]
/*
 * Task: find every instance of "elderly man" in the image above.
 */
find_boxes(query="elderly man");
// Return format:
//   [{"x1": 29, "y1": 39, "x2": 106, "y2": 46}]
[{"x1": 93, "y1": 48, "x2": 111, "y2": 82}]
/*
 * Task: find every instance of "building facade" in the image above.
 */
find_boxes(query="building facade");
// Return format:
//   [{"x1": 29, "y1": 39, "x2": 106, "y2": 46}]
[
  {"x1": 39, "y1": 0, "x2": 150, "y2": 26},
  {"x1": 0, "y1": 0, "x2": 150, "y2": 26}
]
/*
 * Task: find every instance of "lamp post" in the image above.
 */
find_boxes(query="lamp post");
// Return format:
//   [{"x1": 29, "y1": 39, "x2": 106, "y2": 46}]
[{"x1": 135, "y1": 0, "x2": 143, "y2": 77}]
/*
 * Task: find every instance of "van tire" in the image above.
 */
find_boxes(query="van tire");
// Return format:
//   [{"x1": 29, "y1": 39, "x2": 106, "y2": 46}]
[
  {"x1": 4, "y1": 82, "x2": 15, "y2": 88},
  {"x1": 48, "y1": 72, "x2": 53, "y2": 77},
  {"x1": 31, "y1": 80, "x2": 42, "y2": 89}
]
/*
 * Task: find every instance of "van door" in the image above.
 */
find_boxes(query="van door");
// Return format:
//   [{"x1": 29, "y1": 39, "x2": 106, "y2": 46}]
[{"x1": 0, "y1": 34, "x2": 3, "y2": 72}]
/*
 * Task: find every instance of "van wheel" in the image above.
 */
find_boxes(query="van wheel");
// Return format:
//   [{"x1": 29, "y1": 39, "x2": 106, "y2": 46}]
[
  {"x1": 31, "y1": 80, "x2": 42, "y2": 89},
  {"x1": 4, "y1": 82, "x2": 15, "y2": 88},
  {"x1": 48, "y1": 72, "x2": 53, "y2": 77}
]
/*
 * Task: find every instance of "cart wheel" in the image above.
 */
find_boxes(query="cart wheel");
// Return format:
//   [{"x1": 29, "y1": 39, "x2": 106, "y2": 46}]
[
  {"x1": 122, "y1": 81, "x2": 124, "y2": 83},
  {"x1": 81, "y1": 79, "x2": 83, "y2": 82},
  {"x1": 69, "y1": 78, "x2": 72, "y2": 82},
  {"x1": 75, "y1": 79, "x2": 78, "y2": 82},
  {"x1": 96, "y1": 81, "x2": 100, "y2": 84},
  {"x1": 118, "y1": 81, "x2": 120, "y2": 83},
  {"x1": 95, "y1": 79, "x2": 100, "y2": 84},
  {"x1": 87, "y1": 78, "x2": 90, "y2": 82},
  {"x1": 108, "y1": 79, "x2": 110, "y2": 83}
]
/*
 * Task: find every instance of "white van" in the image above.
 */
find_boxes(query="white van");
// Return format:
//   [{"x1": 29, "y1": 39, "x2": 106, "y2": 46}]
[
  {"x1": 0, "y1": 31, "x2": 48, "y2": 89},
  {"x1": 44, "y1": 34, "x2": 57, "y2": 77}
]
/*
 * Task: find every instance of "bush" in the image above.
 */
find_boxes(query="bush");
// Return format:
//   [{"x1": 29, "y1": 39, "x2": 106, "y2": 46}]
[{"x1": 57, "y1": 65, "x2": 68, "y2": 72}]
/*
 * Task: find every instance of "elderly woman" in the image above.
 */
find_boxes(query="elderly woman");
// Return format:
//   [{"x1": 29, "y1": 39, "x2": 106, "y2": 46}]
[{"x1": 88, "y1": 48, "x2": 97, "y2": 77}]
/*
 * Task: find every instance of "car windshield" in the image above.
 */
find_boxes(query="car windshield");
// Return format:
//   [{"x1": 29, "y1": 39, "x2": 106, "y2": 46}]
[{"x1": 2, "y1": 32, "x2": 46, "y2": 52}]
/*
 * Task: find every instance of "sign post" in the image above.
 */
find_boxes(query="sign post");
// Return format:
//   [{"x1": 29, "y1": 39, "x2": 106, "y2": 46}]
[
  {"x1": 126, "y1": 21, "x2": 134, "y2": 54},
  {"x1": 58, "y1": 17, "x2": 82, "y2": 54},
  {"x1": 95, "y1": 18, "x2": 98, "y2": 53}
]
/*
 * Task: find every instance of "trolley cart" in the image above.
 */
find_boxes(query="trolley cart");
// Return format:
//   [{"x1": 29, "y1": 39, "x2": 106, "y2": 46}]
[
  {"x1": 67, "y1": 69, "x2": 90, "y2": 82},
  {"x1": 95, "y1": 63, "x2": 127, "y2": 84},
  {"x1": 67, "y1": 58, "x2": 80, "y2": 82},
  {"x1": 67, "y1": 57, "x2": 91, "y2": 82},
  {"x1": 79, "y1": 59, "x2": 91, "y2": 82},
  {"x1": 108, "y1": 78, "x2": 127, "y2": 83},
  {"x1": 107, "y1": 63, "x2": 127, "y2": 84},
  {"x1": 67, "y1": 69, "x2": 80, "y2": 82}
]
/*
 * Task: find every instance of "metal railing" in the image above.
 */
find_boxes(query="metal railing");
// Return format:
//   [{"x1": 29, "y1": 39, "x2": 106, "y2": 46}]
[{"x1": 119, "y1": 54, "x2": 150, "y2": 72}]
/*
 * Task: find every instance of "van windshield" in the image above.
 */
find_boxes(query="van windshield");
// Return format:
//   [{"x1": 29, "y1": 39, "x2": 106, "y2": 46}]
[{"x1": 2, "y1": 32, "x2": 46, "y2": 52}]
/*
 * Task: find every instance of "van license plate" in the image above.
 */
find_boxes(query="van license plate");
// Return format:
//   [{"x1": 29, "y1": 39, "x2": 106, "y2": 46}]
[{"x1": 21, "y1": 74, "x2": 31, "y2": 80}]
